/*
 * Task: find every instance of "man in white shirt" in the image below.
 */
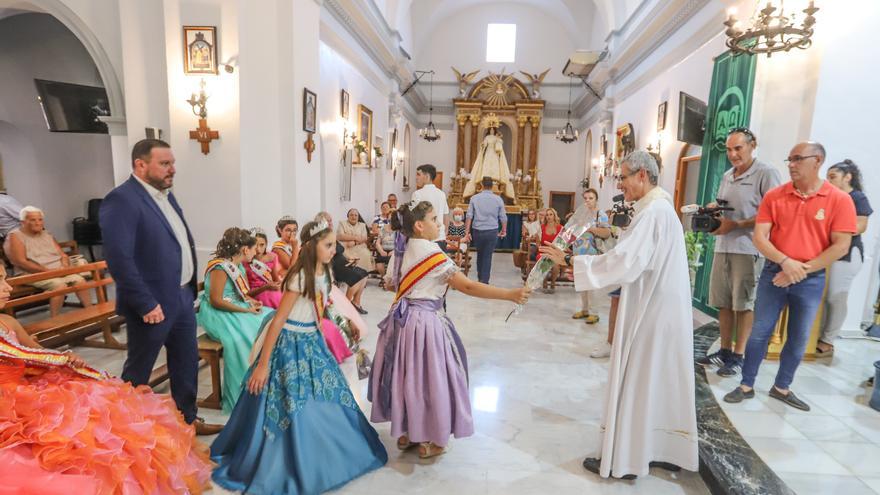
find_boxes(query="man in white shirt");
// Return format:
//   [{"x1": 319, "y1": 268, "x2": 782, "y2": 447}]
[
  {"x1": 411, "y1": 164, "x2": 450, "y2": 251},
  {"x1": 0, "y1": 191, "x2": 24, "y2": 239}
]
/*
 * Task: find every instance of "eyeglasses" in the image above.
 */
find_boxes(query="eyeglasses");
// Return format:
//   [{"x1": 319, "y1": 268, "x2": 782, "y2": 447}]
[
  {"x1": 785, "y1": 155, "x2": 818, "y2": 164},
  {"x1": 613, "y1": 170, "x2": 639, "y2": 182}
]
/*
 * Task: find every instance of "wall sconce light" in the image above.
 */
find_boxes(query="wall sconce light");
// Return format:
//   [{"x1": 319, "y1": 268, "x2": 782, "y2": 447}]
[
  {"x1": 647, "y1": 132, "x2": 662, "y2": 155},
  {"x1": 186, "y1": 78, "x2": 210, "y2": 119},
  {"x1": 591, "y1": 157, "x2": 600, "y2": 173},
  {"x1": 186, "y1": 78, "x2": 219, "y2": 155}
]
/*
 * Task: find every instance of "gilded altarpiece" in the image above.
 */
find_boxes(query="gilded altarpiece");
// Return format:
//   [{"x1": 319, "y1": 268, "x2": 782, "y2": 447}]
[{"x1": 448, "y1": 73, "x2": 545, "y2": 211}]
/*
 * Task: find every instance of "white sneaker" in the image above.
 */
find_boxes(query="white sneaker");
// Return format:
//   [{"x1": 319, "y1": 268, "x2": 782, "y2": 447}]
[{"x1": 590, "y1": 341, "x2": 612, "y2": 358}]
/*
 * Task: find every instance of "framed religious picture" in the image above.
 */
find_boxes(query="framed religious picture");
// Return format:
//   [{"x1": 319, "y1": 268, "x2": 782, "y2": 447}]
[
  {"x1": 303, "y1": 88, "x2": 317, "y2": 133},
  {"x1": 340, "y1": 90, "x2": 350, "y2": 119},
  {"x1": 183, "y1": 26, "x2": 218, "y2": 75},
  {"x1": 657, "y1": 101, "x2": 668, "y2": 131},
  {"x1": 600, "y1": 134, "x2": 608, "y2": 157},
  {"x1": 356, "y1": 104, "x2": 373, "y2": 166},
  {"x1": 615, "y1": 123, "x2": 635, "y2": 162}
]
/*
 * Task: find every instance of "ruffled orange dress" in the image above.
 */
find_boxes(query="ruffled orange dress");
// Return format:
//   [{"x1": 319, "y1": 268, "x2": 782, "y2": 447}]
[{"x1": 0, "y1": 326, "x2": 212, "y2": 495}]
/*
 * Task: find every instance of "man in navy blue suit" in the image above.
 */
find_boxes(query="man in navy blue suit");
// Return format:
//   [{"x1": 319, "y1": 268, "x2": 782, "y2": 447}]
[{"x1": 100, "y1": 139, "x2": 222, "y2": 435}]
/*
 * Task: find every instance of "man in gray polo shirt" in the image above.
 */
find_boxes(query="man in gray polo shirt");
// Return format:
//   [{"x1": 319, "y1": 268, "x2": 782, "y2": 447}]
[{"x1": 697, "y1": 127, "x2": 782, "y2": 377}]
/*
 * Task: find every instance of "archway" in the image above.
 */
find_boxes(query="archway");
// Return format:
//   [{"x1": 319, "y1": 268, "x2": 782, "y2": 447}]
[{"x1": 0, "y1": 0, "x2": 124, "y2": 120}]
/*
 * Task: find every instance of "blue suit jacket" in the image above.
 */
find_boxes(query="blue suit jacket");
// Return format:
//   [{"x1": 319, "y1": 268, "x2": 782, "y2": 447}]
[{"x1": 100, "y1": 176, "x2": 198, "y2": 319}]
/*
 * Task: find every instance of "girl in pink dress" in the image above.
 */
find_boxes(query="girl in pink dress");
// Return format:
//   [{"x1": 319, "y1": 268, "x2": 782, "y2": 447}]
[{"x1": 245, "y1": 229, "x2": 283, "y2": 309}]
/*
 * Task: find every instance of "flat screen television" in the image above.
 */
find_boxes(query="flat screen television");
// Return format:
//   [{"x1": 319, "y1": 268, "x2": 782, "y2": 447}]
[
  {"x1": 34, "y1": 79, "x2": 110, "y2": 134},
  {"x1": 677, "y1": 91, "x2": 707, "y2": 147}
]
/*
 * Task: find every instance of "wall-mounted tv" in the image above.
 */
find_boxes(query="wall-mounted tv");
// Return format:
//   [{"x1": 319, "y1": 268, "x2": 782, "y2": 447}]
[
  {"x1": 677, "y1": 91, "x2": 707, "y2": 147},
  {"x1": 34, "y1": 79, "x2": 110, "y2": 134}
]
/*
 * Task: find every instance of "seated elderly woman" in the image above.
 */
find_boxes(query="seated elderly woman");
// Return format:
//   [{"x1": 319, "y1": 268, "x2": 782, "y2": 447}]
[
  {"x1": 374, "y1": 220, "x2": 396, "y2": 283},
  {"x1": 337, "y1": 208, "x2": 375, "y2": 273},
  {"x1": 3, "y1": 206, "x2": 93, "y2": 316},
  {"x1": 316, "y1": 211, "x2": 369, "y2": 315},
  {"x1": 445, "y1": 207, "x2": 468, "y2": 267}
]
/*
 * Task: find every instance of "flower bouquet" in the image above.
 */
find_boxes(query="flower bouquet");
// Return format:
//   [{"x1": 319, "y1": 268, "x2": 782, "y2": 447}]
[{"x1": 506, "y1": 205, "x2": 596, "y2": 321}]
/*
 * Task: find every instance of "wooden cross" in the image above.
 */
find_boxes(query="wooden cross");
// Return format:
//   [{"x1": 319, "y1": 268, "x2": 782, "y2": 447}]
[
  {"x1": 304, "y1": 132, "x2": 316, "y2": 163},
  {"x1": 189, "y1": 118, "x2": 219, "y2": 155}
]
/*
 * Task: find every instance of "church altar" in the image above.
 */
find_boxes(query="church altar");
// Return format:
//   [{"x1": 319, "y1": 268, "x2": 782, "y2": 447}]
[{"x1": 446, "y1": 71, "x2": 546, "y2": 213}]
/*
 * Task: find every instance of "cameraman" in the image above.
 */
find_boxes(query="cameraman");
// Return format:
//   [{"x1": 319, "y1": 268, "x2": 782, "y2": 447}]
[{"x1": 698, "y1": 128, "x2": 782, "y2": 376}]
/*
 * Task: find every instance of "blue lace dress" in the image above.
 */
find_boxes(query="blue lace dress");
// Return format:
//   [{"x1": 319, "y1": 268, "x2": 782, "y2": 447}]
[{"x1": 210, "y1": 271, "x2": 387, "y2": 494}]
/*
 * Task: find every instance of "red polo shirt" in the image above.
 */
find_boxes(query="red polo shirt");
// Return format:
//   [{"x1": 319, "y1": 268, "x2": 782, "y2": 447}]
[{"x1": 756, "y1": 181, "x2": 857, "y2": 262}]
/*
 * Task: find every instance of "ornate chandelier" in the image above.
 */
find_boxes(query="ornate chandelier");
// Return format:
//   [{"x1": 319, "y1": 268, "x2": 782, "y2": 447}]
[
  {"x1": 724, "y1": 1, "x2": 819, "y2": 57},
  {"x1": 419, "y1": 71, "x2": 440, "y2": 142},
  {"x1": 556, "y1": 77, "x2": 578, "y2": 144}
]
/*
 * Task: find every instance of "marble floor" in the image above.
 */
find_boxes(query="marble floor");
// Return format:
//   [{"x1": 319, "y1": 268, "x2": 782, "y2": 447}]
[
  {"x1": 68, "y1": 254, "x2": 717, "y2": 494},
  {"x1": 705, "y1": 329, "x2": 880, "y2": 494}
]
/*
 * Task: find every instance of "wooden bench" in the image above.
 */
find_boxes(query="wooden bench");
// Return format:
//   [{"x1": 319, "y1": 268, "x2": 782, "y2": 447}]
[
  {"x1": 149, "y1": 282, "x2": 224, "y2": 410},
  {"x1": 4, "y1": 261, "x2": 125, "y2": 349},
  {"x1": 1, "y1": 240, "x2": 81, "y2": 315},
  {"x1": 148, "y1": 334, "x2": 223, "y2": 410}
]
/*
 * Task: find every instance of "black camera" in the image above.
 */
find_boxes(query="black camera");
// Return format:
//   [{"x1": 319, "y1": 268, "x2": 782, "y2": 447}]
[
  {"x1": 610, "y1": 194, "x2": 634, "y2": 228},
  {"x1": 691, "y1": 199, "x2": 734, "y2": 233}
]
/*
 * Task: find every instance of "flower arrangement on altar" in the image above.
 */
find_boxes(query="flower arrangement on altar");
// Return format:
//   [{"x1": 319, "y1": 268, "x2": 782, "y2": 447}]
[
  {"x1": 354, "y1": 139, "x2": 368, "y2": 155},
  {"x1": 373, "y1": 146, "x2": 384, "y2": 158}
]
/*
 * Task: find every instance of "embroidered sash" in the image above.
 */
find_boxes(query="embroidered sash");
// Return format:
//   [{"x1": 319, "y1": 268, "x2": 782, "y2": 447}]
[
  {"x1": 206, "y1": 258, "x2": 250, "y2": 300},
  {"x1": 249, "y1": 258, "x2": 273, "y2": 284},
  {"x1": 0, "y1": 331, "x2": 107, "y2": 380},
  {"x1": 394, "y1": 252, "x2": 449, "y2": 302},
  {"x1": 272, "y1": 240, "x2": 293, "y2": 257}
]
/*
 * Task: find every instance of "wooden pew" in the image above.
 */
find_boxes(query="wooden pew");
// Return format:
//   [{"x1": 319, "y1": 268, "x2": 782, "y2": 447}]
[
  {"x1": 148, "y1": 282, "x2": 224, "y2": 410},
  {"x1": 1, "y1": 240, "x2": 81, "y2": 315},
  {"x1": 4, "y1": 261, "x2": 125, "y2": 349}
]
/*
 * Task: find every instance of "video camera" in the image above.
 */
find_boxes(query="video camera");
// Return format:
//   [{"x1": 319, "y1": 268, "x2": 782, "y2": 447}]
[
  {"x1": 681, "y1": 199, "x2": 734, "y2": 233},
  {"x1": 610, "y1": 194, "x2": 634, "y2": 228}
]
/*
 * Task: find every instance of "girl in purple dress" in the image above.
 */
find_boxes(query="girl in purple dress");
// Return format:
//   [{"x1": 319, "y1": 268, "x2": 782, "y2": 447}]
[
  {"x1": 245, "y1": 229, "x2": 283, "y2": 309},
  {"x1": 368, "y1": 200, "x2": 530, "y2": 458}
]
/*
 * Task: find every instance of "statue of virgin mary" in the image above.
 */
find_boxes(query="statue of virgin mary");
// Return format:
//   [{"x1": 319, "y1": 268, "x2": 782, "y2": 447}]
[{"x1": 463, "y1": 119, "x2": 516, "y2": 202}]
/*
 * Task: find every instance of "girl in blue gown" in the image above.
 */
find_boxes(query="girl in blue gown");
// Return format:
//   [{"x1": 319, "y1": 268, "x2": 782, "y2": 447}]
[{"x1": 211, "y1": 220, "x2": 387, "y2": 494}]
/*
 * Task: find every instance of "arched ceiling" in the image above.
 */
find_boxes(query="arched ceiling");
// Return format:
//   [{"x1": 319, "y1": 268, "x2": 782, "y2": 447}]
[{"x1": 387, "y1": 0, "x2": 628, "y2": 55}]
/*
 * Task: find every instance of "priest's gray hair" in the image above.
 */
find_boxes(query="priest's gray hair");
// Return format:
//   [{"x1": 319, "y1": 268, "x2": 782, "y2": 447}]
[{"x1": 622, "y1": 151, "x2": 660, "y2": 186}]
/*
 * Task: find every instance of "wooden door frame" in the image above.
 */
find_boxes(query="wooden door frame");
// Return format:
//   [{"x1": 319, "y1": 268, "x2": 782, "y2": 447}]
[
  {"x1": 673, "y1": 144, "x2": 700, "y2": 219},
  {"x1": 548, "y1": 191, "x2": 575, "y2": 218}
]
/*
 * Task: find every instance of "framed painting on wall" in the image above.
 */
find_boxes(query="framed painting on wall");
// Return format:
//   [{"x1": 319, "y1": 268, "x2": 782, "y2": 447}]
[
  {"x1": 303, "y1": 88, "x2": 317, "y2": 133},
  {"x1": 340, "y1": 90, "x2": 349, "y2": 119},
  {"x1": 657, "y1": 101, "x2": 668, "y2": 131},
  {"x1": 183, "y1": 26, "x2": 218, "y2": 75},
  {"x1": 355, "y1": 104, "x2": 373, "y2": 166}
]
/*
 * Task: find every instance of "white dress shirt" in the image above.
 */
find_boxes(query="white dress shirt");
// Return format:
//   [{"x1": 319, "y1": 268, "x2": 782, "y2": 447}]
[
  {"x1": 133, "y1": 175, "x2": 194, "y2": 286},
  {"x1": 411, "y1": 184, "x2": 449, "y2": 241}
]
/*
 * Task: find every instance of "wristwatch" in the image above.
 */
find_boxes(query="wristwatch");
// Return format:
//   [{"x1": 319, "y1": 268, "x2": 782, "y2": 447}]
[{"x1": 564, "y1": 254, "x2": 573, "y2": 267}]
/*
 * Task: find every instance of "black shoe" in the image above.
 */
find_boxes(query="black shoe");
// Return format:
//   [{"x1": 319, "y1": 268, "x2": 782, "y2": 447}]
[
  {"x1": 867, "y1": 376, "x2": 875, "y2": 387},
  {"x1": 649, "y1": 461, "x2": 682, "y2": 472},
  {"x1": 769, "y1": 387, "x2": 810, "y2": 411},
  {"x1": 723, "y1": 387, "x2": 755, "y2": 403},
  {"x1": 354, "y1": 305, "x2": 368, "y2": 315},
  {"x1": 582, "y1": 457, "x2": 636, "y2": 480},
  {"x1": 717, "y1": 354, "x2": 743, "y2": 377},
  {"x1": 696, "y1": 348, "x2": 729, "y2": 367}
]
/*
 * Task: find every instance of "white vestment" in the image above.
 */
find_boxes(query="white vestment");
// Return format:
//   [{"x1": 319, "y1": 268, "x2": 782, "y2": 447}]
[
  {"x1": 463, "y1": 134, "x2": 516, "y2": 202},
  {"x1": 571, "y1": 186, "x2": 698, "y2": 478}
]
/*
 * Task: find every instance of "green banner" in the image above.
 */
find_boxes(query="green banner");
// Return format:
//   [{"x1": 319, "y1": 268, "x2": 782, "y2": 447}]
[{"x1": 692, "y1": 50, "x2": 757, "y2": 316}]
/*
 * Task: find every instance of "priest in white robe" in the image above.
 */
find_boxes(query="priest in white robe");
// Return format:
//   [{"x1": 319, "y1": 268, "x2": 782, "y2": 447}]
[{"x1": 540, "y1": 150, "x2": 698, "y2": 479}]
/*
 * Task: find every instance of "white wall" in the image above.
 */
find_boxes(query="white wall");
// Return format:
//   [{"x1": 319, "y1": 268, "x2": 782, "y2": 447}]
[
  {"x1": 810, "y1": 0, "x2": 880, "y2": 332},
  {"x1": 0, "y1": 13, "x2": 115, "y2": 241}
]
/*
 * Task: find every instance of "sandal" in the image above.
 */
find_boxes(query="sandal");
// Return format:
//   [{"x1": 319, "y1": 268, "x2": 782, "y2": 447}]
[
  {"x1": 572, "y1": 311, "x2": 589, "y2": 319},
  {"x1": 397, "y1": 435, "x2": 417, "y2": 451},
  {"x1": 815, "y1": 343, "x2": 834, "y2": 358},
  {"x1": 418, "y1": 442, "x2": 447, "y2": 459}
]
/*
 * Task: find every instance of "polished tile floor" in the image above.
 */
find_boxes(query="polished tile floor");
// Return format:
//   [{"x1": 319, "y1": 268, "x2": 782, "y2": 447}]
[
  {"x1": 705, "y1": 327, "x2": 880, "y2": 494},
  {"x1": 69, "y1": 255, "x2": 717, "y2": 494}
]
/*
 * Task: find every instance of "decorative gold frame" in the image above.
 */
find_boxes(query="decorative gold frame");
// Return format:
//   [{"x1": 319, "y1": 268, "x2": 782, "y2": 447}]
[
  {"x1": 355, "y1": 104, "x2": 373, "y2": 167},
  {"x1": 182, "y1": 26, "x2": 218, "y2": 75}
]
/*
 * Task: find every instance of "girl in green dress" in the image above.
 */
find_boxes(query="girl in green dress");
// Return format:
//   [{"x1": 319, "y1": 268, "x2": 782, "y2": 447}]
[{"x1": 197, "y1": 227, "x2": 274, "y2": 413}]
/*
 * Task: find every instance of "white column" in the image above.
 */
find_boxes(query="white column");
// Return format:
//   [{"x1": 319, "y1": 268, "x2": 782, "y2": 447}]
[{"x1": 98, "y1": 116, "x2": 130, "y2": 185}]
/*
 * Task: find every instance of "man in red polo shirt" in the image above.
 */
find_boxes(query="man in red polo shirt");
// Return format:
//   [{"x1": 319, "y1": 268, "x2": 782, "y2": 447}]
[{"x1": 724, "y1": 141, "x2": 856, "y2": 411}]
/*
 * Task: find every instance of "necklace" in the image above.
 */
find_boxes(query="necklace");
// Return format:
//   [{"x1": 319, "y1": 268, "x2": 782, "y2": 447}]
[{"x1": 794, "y1": 181, "x2": 821, "y2": 198}]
